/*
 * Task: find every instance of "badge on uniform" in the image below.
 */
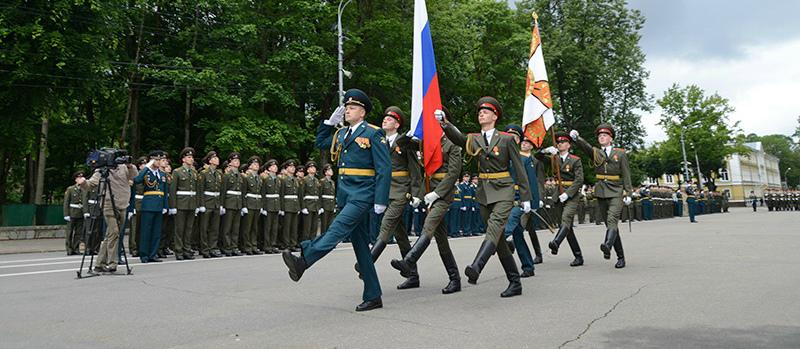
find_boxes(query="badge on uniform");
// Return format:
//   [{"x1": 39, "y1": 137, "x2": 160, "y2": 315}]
[
  {"x1": 395, "y1": 146, "x2": 402, "y2": 154},
  {"x1": 492, "y1": 146, "x2": 500, "y2": 156},
  {"x1": 613, "y1": 154, "x2": 619, "y2": 161},
  {"x1": 565, "y1": 164, "x2": 570, "y2": 172},
  {"x1": 355, "y1": 137, "x2": 371, "y2": 149}
]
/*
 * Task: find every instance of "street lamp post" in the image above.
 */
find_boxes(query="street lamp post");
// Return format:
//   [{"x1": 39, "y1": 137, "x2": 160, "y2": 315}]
[
  {"x1": 337, "y1": 0, "x2": 353, "y2": 106},
  {"x1": 692, "y1": 143, "x2": 703, "y2": 190},
  {"x1": 784, "y1": 167, "x2": 792, "y2": 190},
  {"x1": 680, "y1": 127, "x2": 691, "y2": 185}
]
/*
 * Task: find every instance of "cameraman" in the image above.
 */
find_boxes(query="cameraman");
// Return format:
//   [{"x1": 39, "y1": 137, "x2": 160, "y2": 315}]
[{"x1": 82, "y1": 156, "x2": 137, "y2": 273}]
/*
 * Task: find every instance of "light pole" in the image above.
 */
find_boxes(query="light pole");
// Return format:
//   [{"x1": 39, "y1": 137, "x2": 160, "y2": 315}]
[
  {"x1": 692, "y1": 143, "x2": 703, "y2": 190},
  {"x1": 784, "y1": 167, "x2": 792, "y2": 190},
  {"x1": 678, "y1": 121, "x2": 700, "y2": 185},
  {"x1": 337, "y1": 0, "x2": 353, "y2": 106}
]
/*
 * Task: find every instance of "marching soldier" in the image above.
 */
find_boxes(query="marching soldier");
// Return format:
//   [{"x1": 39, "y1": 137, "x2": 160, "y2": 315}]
[
  {"x1": 354, "y1": 106, "x2": 422, "y2": 289},
  {"x1": 63, "y1": 171, "x2": 86, "y2": 255},
  {"x1": 279, "y1": 160, "x2": 301, "y2": 252},
  {"x1": 197, "y1": 151, "x2": 223, "y2": 258},
  {"x1": 301, "y1": 161, "x2": 323, "y2": 242},
  {"x1": 439, "y1": 97, "x2": 531, "y2": 297},
  {"x1": 170, "y1": 147, "x2": 199, "y2": 261},
  {"x1": 572, "y1": 124, "x2": 633, "y2": 268},
  {"x1": 282, "y1": 88, "x2": 391, "y2": 311},
  {"x1": 260, "y1": 159, "x2": 282, "y2": 254},
  {"x1": 536, "y1": 131, "x2": 585, "y2": 267},
  {"x1": 133, "y1": 151, "x2": 169, "y2": 263},
  {"x1": 390, "y1": 106, "x2": 463, "y2": 294},
  {"x1": 319, "y1": 164, "x2": 336, "y2": 233},
  {"x1": 220, "y1": 152, "x2": 243, "y2": 256}
]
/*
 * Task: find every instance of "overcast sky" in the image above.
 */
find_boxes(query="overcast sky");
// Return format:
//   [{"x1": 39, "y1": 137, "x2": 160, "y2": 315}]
[{"x1": 508, "y1": 0, "x2": 800, "y2": 143}]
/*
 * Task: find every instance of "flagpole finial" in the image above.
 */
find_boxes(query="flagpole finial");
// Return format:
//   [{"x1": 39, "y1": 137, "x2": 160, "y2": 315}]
[{"x1": 532, "y1": 12, "x2": 538, "y2": 21}]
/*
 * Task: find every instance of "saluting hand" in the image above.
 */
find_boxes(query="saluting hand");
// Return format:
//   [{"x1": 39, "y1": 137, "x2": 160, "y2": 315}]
[{"x1": 324, "y1": 105, "x2": 346, "y2": 126}]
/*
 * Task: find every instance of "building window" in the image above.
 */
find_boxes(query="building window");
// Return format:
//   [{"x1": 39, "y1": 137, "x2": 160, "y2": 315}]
[
  {"x1": 648, "y1": 177, "x2": 658, "y2": 184},
  {"x1": 719, "y1": 167, "x2": 729, "y2": 181},
  {"x1": 665, "y1": 174, "x2": 674, "y2": 183}
]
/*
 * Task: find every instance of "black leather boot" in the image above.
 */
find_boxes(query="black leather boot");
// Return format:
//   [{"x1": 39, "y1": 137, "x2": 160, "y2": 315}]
[
  {"x1": 391, "y1": 234, "x2": 431, "y2": 278},
  {"x1": 600, "y1": 228, "x2": 618, "y2": 260},
  {"x1": 439, "y1": 251, "x2": 461, "y2": 294},
  {"x1": 355, "y1": 297, "x2": 382, "y2": 312},
  {"x1": 355, "y1": 239, "x2": 387, "y2": 279},
  {"x1": 464, "y1": 240, "x2": 496, "y2": 284},
  {"x1": 529, "y1": 230, "x2": 543, "y2": 264},
  {"x1": 549, "y1": 226, "x2": 569, "y2": 255},
  {"x1": 566, "y1": 228, "x2": 583, "y2": 267},
  {"x1": 282, "y1": 251, "x2": 307, "y2": 282},
  {"x1": 614, "y1": 233, "x2": 625, "y2": 269},
  {"x1": 499, "y1": 254, "x2": 522, "y2": 298}
]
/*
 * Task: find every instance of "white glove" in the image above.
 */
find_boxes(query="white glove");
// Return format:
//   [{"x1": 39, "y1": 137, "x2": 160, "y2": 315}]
[
  {"x1": 543, "y1": 146, "x2": 558, "y2": 155},
  {"x1": 169, "y1": 208, "x2": 177, "y2": 215},
  {"x1": 623, "y1": 196, "x2": 632, "y2": 206},
  {"x1": 522, "y1": 201, "x2": 532, "y2": 213},
  {"x1": 410, "y1": 197, "x2": 422, "y2": 208},
  {"x1": 83, "y1": 213, "x2": 90, "y2": 218},
  {"x1": 64, "y1": 216, "x2": 71, "y2": 222},
  {"x1": 240, "y1": 207, "x2": 248, "y2": 216},
  {"x1": 405, "y1": 130, "x2": 421, "y2": 141},
  {"x1": 323, "y1": 105, "x2": 345, "y2": 126},
  {"x1": 471, "y1": 207, "x2": 476, "y2": 211},
  {"x1": 301, "y1": 208, "x2": 309, "y2": 215},
  {"x1": 434, "y1": 109, "x2": 445, "y2": 122},
  {"x1": 559, "y1": 193, "x2": 569, "y2": 203},
  {"x1": 145, "y1": 159, "x2": 155, "y2": 169},
  {"x1": 132, "y1": 209, "x2": 137, "y2": 215},
  {"x1": 545, "y1": 205, "x2": 551, "y2": 209},
  {"x1": 414, "y1": 208, "x2": 419, "y2": 213},
  {"x1": 198, "y1": 206, "x2": 206, "y2": 213},
  {"x1": 278, "y1": 210, "x2": 285, "y2": 216},
  {"x1": 539, "y1": 200, "x2": 544, "y2": 208},
  {"x1": 424, "y1": 191, "x2": 440, "y2": 207},
  {"x1": 127, "y1": 212, "x2": 133, "y2": 219},
  {"x1": 318, "y1": 208, "x2": 324, "y2": 214},
  {"x1": 569, "y1": 129, "x2": 579, "y2": 140},
  {"x1": 220, "y1": 207, "x2": 226, "y2": 215},
  {"x1": 261, "y1": 208, "x2": 268, "y2": 216},
  {"x1": 374, "y1": 204, "x2": 387, "y2": 215},
  {"x1": 194, "y1": 208, "x2": 201, "y2": 215},
  {"x1": 460, "y1": 206, "x2": 467, "y2": 211},
  {"x1": 162, "y1": 208, "x2": 168, "y2": 215}
]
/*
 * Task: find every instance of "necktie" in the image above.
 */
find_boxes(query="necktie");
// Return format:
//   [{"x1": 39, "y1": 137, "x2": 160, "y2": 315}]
[
  {"x1": 483, "y1": 132, "x2": 489, "y2": 146},
  {"x1": 344, "y1": 128, "x2": 353, "y2": 144}
]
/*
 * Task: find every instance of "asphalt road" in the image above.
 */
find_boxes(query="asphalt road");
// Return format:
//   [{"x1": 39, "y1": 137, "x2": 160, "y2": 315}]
[{"x1": 1, "y1": 207, "x2": 799, "y2": 349}]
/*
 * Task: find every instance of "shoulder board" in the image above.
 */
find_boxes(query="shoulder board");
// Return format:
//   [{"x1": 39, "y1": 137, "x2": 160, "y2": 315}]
[
  {"x1": 613, "y1": 148, "x2": 626, "y2": 152},
  {"x1": 569, "y1": 154, "x2": 580, "y2": 159},
  {"x1": 468, "y1": 133, "x2": 479, "y2": 137},
  {"x1": 498, "y1": 131, "x2": 511, "y2": 136},
  {"x1": 368, "y1": 123, "x2": 380, "y2": 130}
]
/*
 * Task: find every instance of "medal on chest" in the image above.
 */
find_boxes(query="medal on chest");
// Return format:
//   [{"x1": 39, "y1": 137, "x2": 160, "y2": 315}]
[
  {"x1": 492, "y1": 146, "x2": 500, "y2": 156},
  {"x1": 613, "y1": 154, "x2": 619, "y2": 161},
  {"x1": 395, "y1": 146, "x2": 402, "y2": 154},
  {"x1": 355, "y1": 137, "x2": 371, "y2": 149},
  {"x1": 565, "y1": 164, "x2": 571, "y2": 172}
]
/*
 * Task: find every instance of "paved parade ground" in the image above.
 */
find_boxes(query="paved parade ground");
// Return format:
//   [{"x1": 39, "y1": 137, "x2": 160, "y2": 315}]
[{"x1": 1, "y1": 207, "x2": 799, "y2": 348}]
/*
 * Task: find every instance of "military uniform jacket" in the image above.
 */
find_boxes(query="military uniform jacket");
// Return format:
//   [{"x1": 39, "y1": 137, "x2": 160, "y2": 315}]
[
  {"x1": 535, "y1": 152, "x2": 583, "y2": 199},
  {"x1": 315, "y1": 121, "x2": 391, "y2": 207},
  {"x1": 575, "y1": 136, "x2": 632, "y2": 198},
  {"x1": 301, "y1": 176, "x2": 321, "y2": 211},
  {"x1": 63, "y1": 185, "x2": 84, "y2": 218},
  {"x1": 133, "y1": 167, "x2": 169, "y2": 212},
  {"x1": 83, "y1": 186, "x2": 101, "y2": 217},
  {"x1": 280, "y1": 175, "x2": 301, "y2": 213},
  {"x1": 519, "y1": 152, "x2": 545, "y2": 207},
  {"x1": 442, "y1": 122, "x2": 531, "y2": 205},
  {"x1": 429, "y1": 136, "x2": 462, "y2": 202},
  {"x1": 320, "y1": 177, "x2": 336, "y2": 211},
  {"x1": 221, "y1": 169, "x2": 243, "y2": 210},
  {"x1": 197, "y1": 166, "x2": 222, "y2": 209},
  {"x1": 170, "y1": 165, "x2": 199, "y2": 210},
  {"x1": 387, "y1": 134, "x2": 424, "y2": 200},
  {"x1": 242, "y1": 172, "x2": 263, "y2": 210},
  {"x1": 261, "y1": 173, "x2": 281, "y2": 212}
]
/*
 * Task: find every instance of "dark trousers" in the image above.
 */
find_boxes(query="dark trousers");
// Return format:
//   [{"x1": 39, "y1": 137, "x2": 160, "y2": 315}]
[{"x1": 139, "y1": 211, "x2": 163, "y2": 262}]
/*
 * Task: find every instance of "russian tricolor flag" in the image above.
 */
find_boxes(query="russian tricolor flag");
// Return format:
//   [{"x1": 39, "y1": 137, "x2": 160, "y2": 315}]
[{"x1": 409, "y1": 0, "x2": 443, "y2": 176}]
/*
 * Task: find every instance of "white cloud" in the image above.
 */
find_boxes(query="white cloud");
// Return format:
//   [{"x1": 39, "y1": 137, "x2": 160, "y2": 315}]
[{"x1": 642, "y1": 38, "x2": 800, "y2": 144}]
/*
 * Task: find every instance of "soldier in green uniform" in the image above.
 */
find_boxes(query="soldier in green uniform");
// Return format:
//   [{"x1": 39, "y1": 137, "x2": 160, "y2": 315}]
[
  {"x1": 440, "y1": 97, "x2": 531, "y2": 297},
  {"x1": 319, "y1": 164, "x2": 336, "y2": 233},
  {"x1": 577, "y1": 186, "x2": 587, "y2": 224},
  {"x1": 586, "y1": 185, "x2": 597, "y2": 224},
  {"x1": 197, "y1": 151, "x2": 223, "y2": 258},
  {"x1": 279, "y1": 160, "x2": 302, "y2": 252},
  {"x1": 301, "y1": 161, "x2": 322, "y2": 242},
  {"x1": 220, "y1": 152, "x2": 243, "y2": 256},
  {"x1": 170, "y1": 147, "x2": 199, "y2": 261},
  {"x1": 259, "y1": 159, "x2": 281, "y2": 254},
  {"x1": 536, "y1": 131, "x2": 585, "y2": 267},
  {"x1": 571, "y1": 124, "x2": 633, "y2": 268},
  {"x1": 390, "y1": 107, "x2": 463, "y2": 294},
  {"x1": 160, "y1": 160, "x2": 176, "y2": 258},
  {"x1": 354, "y1": 106, "x2": 423, "y2": 289},
  {"x1": 240, "y1": 156, "x2": 265, "y2": 255},
  {"x1": 63, "y1": 171, "x2": 86, "y2": 255}
]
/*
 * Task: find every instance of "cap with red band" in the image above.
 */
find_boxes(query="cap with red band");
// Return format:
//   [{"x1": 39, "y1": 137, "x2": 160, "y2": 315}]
[
  {"x1": 476, "y1": 96, "x2": 502, "y2": 120},
  {"x1": 383, "y1": 106, "x2": 404, "y2": 128}
]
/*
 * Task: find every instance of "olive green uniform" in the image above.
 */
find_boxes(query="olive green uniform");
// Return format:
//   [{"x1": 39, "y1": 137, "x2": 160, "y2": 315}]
[
  {"x1": 261, "y1": 172, "x2": 282, "y2": 250},
  {"x1": 319, "y1": 177, "x2": 336, "y2": 232},
  {"x1": 221, "y1": 169, "x2": 243, "y2": 254},
  {"x1": 241, "y1": 171, "x2": 263, "y2": 253},
  {"x1": 63, "y1": 185, "x2": 85, "y2": 255},
  {"x1": 280, "y1": 175, "x2": 302, "y2": 249},
  {"x1": 301, "y1": 175, "x2": 322, "y2": 241},
  {"x1": 197, "y1": 166, "x2": 223, "y2": 255},
  {"x1": 170, "y1": 165, "x2": 200, "y2": 257}
]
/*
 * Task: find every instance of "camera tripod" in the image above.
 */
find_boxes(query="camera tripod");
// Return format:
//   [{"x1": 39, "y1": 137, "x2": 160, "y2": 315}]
[{"x1": 76, "y1": 169, "x2": 133, "y2": 278}]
